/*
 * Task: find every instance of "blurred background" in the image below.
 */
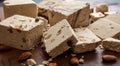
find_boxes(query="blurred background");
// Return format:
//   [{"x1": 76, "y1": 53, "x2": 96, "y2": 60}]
[
  {"x1": 0, "y1": 0, "x2": 120, "y2": 19},
  {"x1": 34, "y1": 0, "x2": 120, "y2": 12},
  {"x1": 0, "y1": 0, "x2": 120, "y2": 11}
]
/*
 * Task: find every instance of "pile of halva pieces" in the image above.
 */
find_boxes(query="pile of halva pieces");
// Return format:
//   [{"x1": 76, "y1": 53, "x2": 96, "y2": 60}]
[{"x1": 0, "y1": 0, "x2": 120, "y2": 58}]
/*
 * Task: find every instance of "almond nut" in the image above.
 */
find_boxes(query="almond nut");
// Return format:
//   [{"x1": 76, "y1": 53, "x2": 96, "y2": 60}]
[
  {"x1": 18, "y1": 52, "x2": 32, "y2": 61},
  {"x1": 70, "y1": 57, "x2": 79, "y2": 65},
  {"x1": 102, "y1": 55, "x2": 117, "y2": 62}
]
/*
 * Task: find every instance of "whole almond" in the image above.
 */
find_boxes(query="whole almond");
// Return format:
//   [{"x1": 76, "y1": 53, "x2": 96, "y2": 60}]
[
  {"x1": 0, "y1": 45, "x2": 12, "y2": 51},
  {"x1": 18, "y1": 52, "x2": 32, "y2": 61},
  {"x1": 70, "y1": 57, "x2": 79, "y2": 65},
  {"x1": 102, "y1": 55, "x2": 117, "y2": 62}
]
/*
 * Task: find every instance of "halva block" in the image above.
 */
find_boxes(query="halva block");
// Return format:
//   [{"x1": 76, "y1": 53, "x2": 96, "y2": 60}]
[
  {"x1": 43, "y1": 19, "x2": 78, "y2": 58},
  {"x1": 3, "y1": 0, "x2": 38, "y2": 18},
  {"x1": 96, "y1": 3, "x2": 108, "y2": 13},
  {"x1": 104, "y1": 14, "x2": 120, "y2": 25},
  {"x1": 88, "y1": 18, "x2": 120, "y2": 39},
  {"x1": 0, "y1": 15, "x2": 46, "y2": 50},
  {"x1": 38, "y1": 0, "x2": 90, "y2": 27},
  {"x1": 72, "y1": 28, "x2": 101, "y2": 53},
  {"x1": 102, "y1": 38, "x2": 120, "y2": 52}
]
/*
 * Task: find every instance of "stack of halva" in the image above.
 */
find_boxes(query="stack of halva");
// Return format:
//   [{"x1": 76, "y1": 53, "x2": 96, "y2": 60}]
[{"x1": 0, "y1": 0, "x2": 120, "y2": 58}]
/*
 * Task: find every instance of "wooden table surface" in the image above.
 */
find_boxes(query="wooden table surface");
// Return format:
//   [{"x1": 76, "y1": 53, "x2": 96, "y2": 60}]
[{"x1": 0, "y1": 0, "x2": 120, "y2": 66}]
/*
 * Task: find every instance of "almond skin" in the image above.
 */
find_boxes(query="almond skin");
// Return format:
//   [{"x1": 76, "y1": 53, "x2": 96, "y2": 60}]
[
  {"x1": 102, "y1": 55, "x2": 117, "y2": 62},
  {"x1": 0, "y1": 45, "x2": 12, "y2": 51},
  {"x1": 70, "y1": 57, "x2": 79, "y2": 66},
  {"x1": 18, "y1": 52, "x2": 32, "y2": 61}
]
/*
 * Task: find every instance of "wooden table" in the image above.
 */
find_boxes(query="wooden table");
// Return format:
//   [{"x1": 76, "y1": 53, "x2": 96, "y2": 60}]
[{"x1": 0, "y1": 0, "x2": 120, "y2": 66}]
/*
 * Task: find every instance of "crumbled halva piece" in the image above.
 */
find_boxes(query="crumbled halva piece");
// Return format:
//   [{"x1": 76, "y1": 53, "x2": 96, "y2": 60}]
[{"x1": 90, "y1": 12, "x2": 105, "y2": 21}]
